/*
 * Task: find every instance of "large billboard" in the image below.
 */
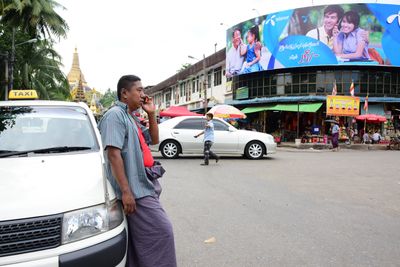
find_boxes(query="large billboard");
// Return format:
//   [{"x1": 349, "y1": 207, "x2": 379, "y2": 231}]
[{"x1": 225, "y1": 3, "x2": 400, "y2": 77}]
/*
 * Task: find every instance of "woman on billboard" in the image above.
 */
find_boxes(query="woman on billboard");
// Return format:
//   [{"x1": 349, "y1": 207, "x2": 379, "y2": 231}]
[
  {"x1": 240, "y1": 25, "x2": 263, "y2": 74},
  {"x1": 333, "y1": 10, "x2": 370, "y2": 61}
]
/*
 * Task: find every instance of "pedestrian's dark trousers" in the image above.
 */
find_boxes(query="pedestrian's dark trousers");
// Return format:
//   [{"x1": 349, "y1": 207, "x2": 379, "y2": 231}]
[{"x1": 204, "y1": 140, "x2": 218, "y2": 164}]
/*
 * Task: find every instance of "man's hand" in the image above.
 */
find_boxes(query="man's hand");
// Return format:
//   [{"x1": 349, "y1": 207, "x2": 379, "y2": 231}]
[
  {"x1": 122, "y1": 189, "x2": 136, "y2": 214},
  {"x1": 255, "y1": 41, "x2": 262, "y2": 51},
  {"x1": 141, "y1": 95, "x2": 156, "y2": 115},
  {"x1": 332, "y1": 25, "x2": 339, "y2": 38}
]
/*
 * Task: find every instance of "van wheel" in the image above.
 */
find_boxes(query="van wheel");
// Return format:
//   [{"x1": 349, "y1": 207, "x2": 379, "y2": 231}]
[
  {"x1": 160, "y1": 140, "x2": 180, "y2": 159},
  {"x1": 245, "y1": 141, "x2": 264, "y2": 159}
]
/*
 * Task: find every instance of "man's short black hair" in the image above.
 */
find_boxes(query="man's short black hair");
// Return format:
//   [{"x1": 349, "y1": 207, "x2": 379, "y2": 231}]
[
  {"x1": 232, "y1": 28, "x2": 241, "y2": 38},
  {"x1": 206, "y1": 113, "x2": 213, "y2": 119},
  {"x1": 324, "y1": 5, "x2": 344, "y2": 20},
  {"x1": 117, "y1": 75, "x2": 141, "y2": 100}
]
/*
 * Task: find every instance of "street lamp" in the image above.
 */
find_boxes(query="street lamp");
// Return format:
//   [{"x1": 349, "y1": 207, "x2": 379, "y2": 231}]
[
  {"x1": 9, "y1": 28, "x2": 38, "y2": 93},
  {"x1": 252, "y1": 8, "x2": 260, "y2": 16},
  {"x1": 188, "y1": 54, "x2": 207, "y2": 114}
]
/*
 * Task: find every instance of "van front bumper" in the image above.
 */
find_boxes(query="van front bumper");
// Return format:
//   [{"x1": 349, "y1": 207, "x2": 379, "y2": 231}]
[{"x1": 59, "y1": 228, "x2": 127, "y2": 267}]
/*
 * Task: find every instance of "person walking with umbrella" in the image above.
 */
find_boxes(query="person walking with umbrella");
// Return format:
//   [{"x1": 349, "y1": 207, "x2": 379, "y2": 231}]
[
  {"x1": 331, "y1": 118, "x2": 340, "y2": 151},
  {"x1": 194, "y1": 113, "x2": 220, "y2": 165}
]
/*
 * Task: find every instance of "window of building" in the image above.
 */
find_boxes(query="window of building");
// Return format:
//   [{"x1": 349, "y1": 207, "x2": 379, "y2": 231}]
[
  {"x1": 308, "y1": 73, "x2": 316, "y2": 84},
  {"x1": 207, "y1": 70, "x2": 212, "y2": 88},
  {"x1": 308, "y1": 84, "x2": 316, "y2": 93},
  {"x1": 292, "y1": 74, "x2": 300, "y2": 84},
  {"x1": 284, "y1": 84, "x2": 292, "y2": 94},
  {"x1": 192, "y1": 79, "x2": 196, "y2": 93},
  {"x1": 300, "y1": 84, "x2": 308, "y2": 94},
  {"x1": 300, "y1": 73, "x2": 308, "y2": 83},
  {"x1": 292, "y1": 84, "x2": 300, "y2": 94},
  {"x1": 214, "y1": 67, "x2": 222, "y2": 86}
]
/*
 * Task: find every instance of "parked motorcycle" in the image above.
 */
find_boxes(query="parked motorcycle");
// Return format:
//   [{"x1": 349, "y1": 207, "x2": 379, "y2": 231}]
[{"x1": 387, "y1": 136, "x2": 400, "y2": 150}]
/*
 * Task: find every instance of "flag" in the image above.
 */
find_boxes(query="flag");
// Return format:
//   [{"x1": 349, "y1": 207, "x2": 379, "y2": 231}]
[
  {"x1": 349, "y1": 81, "x2": 355, "y2": 96},
  {"x1": 363, "y1": 95, "x2": 368, "y2": 111},
  {"x1": 332, "y1": 80, "x2": 337, "y2": 96}
]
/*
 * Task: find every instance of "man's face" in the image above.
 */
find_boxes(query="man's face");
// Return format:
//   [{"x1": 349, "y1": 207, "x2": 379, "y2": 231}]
[
  {"x1": 323, "y1": 12, "x2": 339, "y2": 31},
  {"x1": 232, "y1": 30, "x2": 241, "y2": 48},
  {"x1": 122, "y1": 81, "x2": 145, "y2": 110}
]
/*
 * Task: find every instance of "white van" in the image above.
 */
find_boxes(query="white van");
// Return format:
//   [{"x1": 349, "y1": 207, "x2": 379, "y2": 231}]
[{"x1": 0, "y1": 100, "x2": 127, "y2": 266}]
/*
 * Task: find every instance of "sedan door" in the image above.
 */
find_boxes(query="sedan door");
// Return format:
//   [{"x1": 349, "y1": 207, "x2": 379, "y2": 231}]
[
  {"x1": 212, "y1": 120, "x2": 239, "y2": 153},
  {"x1": 172, "y1": 118, "x2": 205, "y2": 153}
]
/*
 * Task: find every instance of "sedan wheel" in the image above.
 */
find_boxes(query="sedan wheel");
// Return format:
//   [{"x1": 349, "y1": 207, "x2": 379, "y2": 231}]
[
  {"x1": 245, "y1": 141, "x2": 264, "y2": 159},
  {"x1": 160, "y1": 140, "x2": 180, "y2": 159}
]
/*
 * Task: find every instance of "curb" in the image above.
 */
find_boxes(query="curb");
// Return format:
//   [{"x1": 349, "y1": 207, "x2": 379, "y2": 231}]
[{"x1": 277, "y1": 143, "x2": 389, "y2": 151}]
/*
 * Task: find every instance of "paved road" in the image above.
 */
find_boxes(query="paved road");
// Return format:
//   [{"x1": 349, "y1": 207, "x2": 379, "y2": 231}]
[{"x1": 156, "y1": 149, "x2": 400, "y2": 267}]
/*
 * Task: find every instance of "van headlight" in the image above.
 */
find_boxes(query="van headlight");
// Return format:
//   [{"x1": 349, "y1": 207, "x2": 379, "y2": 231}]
[{"x1": 62, "y1": 200, "x2": 124, "y2": 244}]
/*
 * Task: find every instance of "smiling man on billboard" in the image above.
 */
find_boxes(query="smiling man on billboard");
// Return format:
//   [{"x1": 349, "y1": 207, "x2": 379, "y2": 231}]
[{"x1": 306, "y1": 5, "x2": 344, "y2": 49}]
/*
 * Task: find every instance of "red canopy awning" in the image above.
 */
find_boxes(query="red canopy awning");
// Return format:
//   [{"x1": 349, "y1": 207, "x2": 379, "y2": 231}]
[
  {"x1": 355, "y1": 114, "x2": 387, "y2": 123},
  {"x1": 159, "y1": 106, "x2": 202, "y2": 117}
]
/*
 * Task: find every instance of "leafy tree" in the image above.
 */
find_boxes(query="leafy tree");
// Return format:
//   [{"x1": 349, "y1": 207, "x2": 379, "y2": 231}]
[
  {"x1": 177, "y1": 63, "x2": 192, "y2": 73},
  {"x1": 0, "y1": 0, "x2": 70, "y2": 100},
  {"x1": 99, "y1": 88, "x2": 117, "y2": 109},
  {"x1": 1, "y1": 0, "x2": 68, "y2": 40}
]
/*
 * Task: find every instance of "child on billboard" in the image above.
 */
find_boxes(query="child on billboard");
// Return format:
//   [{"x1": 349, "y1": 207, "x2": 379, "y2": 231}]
[{"x1": 240, "y1": 25, "x2": 263, "y2": 74}]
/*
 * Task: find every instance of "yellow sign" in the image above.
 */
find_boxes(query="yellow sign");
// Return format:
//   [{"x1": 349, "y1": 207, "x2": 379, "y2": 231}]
[
  {"x1": 326, "y1": 96, "x2": 360, "y2": 116},
  {"x1": 8, "y1": 90, "x2": 38, "y2": 100}
]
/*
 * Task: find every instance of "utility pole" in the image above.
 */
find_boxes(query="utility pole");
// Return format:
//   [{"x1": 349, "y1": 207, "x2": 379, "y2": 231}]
[
  {"x1": 0, "y1": 52, "x2": 9, "y2": 100},
  {"x1": 203, "y1": 54, "x2": 207, "y2": 114},
  {"x1": 9, "y1": 27, "x2": 15, "y2": 92},
  {"x1": 9, "y1": 28, "x2": 37, "y2": 92},
  {"x1": 4, "y1": 54, "x2": 8, "y2": 100}
]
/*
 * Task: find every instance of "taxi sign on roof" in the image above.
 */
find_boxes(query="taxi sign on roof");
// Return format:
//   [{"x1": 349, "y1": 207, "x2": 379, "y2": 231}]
[{"x1": 8, "y1": 90, "x2": 38, "y2": 100}]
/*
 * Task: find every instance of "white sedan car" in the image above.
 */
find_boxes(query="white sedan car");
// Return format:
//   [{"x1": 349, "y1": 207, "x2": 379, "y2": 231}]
[{"x1": 151, "y1": 116, "x2": 277, "y2": 159}]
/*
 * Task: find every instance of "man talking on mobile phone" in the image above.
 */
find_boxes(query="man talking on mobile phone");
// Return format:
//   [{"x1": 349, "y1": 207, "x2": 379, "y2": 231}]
[{"x1": 98, "y1": 75, "x2": 177, "y2": 267}]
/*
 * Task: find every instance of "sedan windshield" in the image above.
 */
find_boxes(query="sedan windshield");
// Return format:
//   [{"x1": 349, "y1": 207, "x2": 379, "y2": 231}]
[{"x1": 0, "y1": 106, "x2": 99, "y2": 156}]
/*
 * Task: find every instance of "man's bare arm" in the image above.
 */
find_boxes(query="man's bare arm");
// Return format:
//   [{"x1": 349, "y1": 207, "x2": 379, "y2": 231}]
[{"x1": 107, "y1": 146, "x2": 136, "y2": 214}]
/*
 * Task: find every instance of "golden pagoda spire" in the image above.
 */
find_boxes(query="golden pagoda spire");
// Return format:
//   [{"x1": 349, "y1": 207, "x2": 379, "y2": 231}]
[
  {"x1": 73, "y1": 73, "x2": 87, "y2": 103},
  {"x1": 67, "y1": 47, "x2": 87, "y2": 86}
]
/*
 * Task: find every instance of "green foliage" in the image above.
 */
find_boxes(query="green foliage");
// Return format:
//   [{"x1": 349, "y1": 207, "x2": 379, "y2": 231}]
[
  {"x1": 99, "y1": 88, "x2": 117, "y2": 109},
  {"x1": 1, "y1": 0, "x2": 68, "y2": 40},
  {"x1": 0, "y1": 0, "x2": 70, "y2": 100},
  {"x1": 177, "y1": 63, "x2": 192, "y2": 73}
]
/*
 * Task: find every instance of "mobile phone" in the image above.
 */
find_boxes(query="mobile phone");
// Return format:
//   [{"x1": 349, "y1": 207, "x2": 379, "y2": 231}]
[{"x1": 142, "y1": 96, "x2": 149, "y2": 104}]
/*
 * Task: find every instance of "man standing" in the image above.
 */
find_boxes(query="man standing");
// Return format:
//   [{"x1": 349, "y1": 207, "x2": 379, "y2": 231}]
[
  {"x1": 98, "y1": 75, "x2": 176, "y2": 267},
  {"x1": 306, "y1": 5, "x2": 344, "y2": 49},
  {"x1": 331, "y1": 120, "x2": 340, "y2": 151},
  {"x1": 194, "y1": 113, "x2": 220, "y2": 165},
  {"x1": 226, "y1": 28, "x2": 246, "y2": 77}
]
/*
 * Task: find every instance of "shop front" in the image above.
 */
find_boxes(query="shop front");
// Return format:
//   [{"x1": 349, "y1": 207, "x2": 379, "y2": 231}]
[{"x1": 240, "y1": 101, "x2": 326, "y2": 143}]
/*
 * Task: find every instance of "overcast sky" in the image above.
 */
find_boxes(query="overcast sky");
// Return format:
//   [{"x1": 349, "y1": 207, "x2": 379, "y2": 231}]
[{"x1": 54, "y1": 0, "x2": 396, "y2": 93}]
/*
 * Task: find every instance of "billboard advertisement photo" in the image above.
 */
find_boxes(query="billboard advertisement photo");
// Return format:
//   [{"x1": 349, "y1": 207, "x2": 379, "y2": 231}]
[{"x1": 225, "y1": 3, "x2": 400, "y2": 77}]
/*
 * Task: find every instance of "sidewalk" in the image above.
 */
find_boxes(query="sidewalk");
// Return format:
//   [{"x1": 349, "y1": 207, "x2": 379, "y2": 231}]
[{"x1": 278, "y1": 142, "x2": 388, "y2": 151}]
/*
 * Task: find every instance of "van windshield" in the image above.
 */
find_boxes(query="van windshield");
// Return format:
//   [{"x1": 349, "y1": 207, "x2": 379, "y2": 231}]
[{"x1": 0, "y1": 106, "x2": 99, "y2": 155}]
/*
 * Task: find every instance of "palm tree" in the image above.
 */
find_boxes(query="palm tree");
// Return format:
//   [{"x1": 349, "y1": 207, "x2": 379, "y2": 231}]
[
  {"x1": 0, "y1": 0, "x2": 70, "y2": 100},
  {"x1": 1, "y1": 0, "x2": 68, "y2": 40},
  {"x1": 18, "y1": 40, "x2": 70, "y2": 100}
]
